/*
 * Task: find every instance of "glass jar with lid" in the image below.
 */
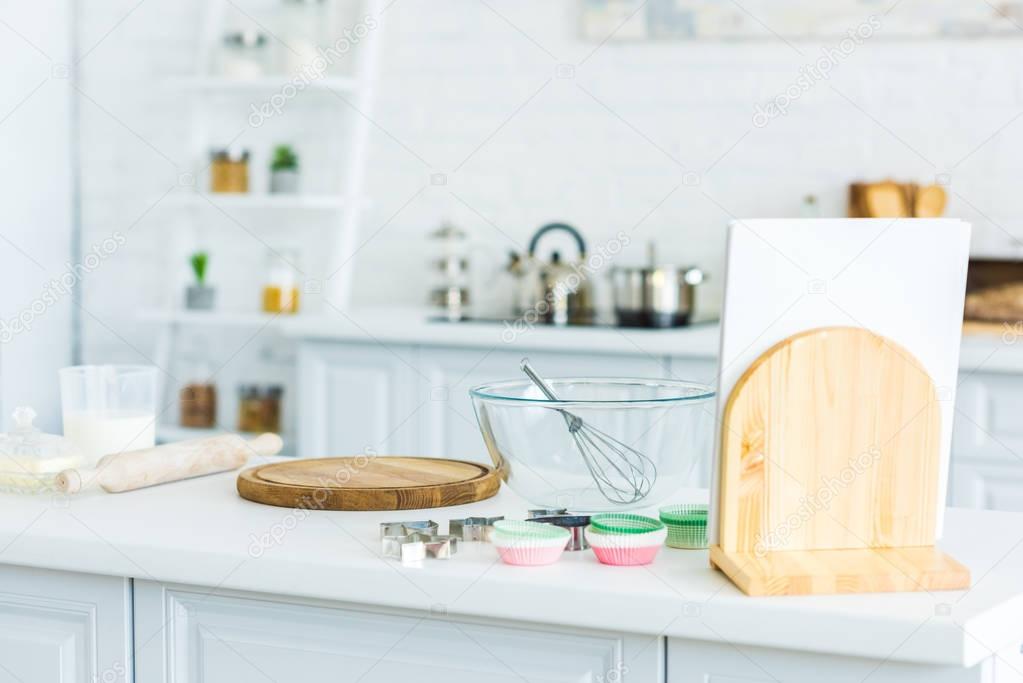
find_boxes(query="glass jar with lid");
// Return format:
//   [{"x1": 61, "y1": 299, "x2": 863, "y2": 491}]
[
  {"x1": 0, "y1": 407, "x2": 83, "y2": 494},
  {"x1": 218, "y1": 30, "x2": 269, "y2": 79},
  {"x1": 262, "y1": 248, "x2": 301, "y2": 314},
  {"x1": 277, "y1": 0, "x2": 329, "y2": 75}
]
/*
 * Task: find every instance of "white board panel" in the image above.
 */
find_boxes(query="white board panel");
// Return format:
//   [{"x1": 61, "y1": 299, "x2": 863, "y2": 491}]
[{"x1": 708, "y1": 218, "x2": 971, "y2": 543}]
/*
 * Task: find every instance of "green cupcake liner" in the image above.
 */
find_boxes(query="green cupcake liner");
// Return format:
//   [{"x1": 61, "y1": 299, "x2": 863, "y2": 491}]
[
  {"x1": 492, "y1": 520, "x2": 569, "y2": 541},
  {"x1": 659, "y1": 504, "x2": 708, "y2": 549},
  {"x1": 589, "y1": 513, "x2": 665, "y2": 535}
]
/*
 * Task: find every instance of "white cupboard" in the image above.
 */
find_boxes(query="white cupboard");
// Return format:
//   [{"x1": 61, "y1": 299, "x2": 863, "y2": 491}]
[
  {"x1": 133, "y1": 581, "x2": 662, "y2": 683},
  {"x1": 296, "y1": 340, "x2": 708, "y2": 463},
  {"x1": 952, "y1": 368, "x2": 1023, "y2": 511},
  {"x1": 0, "y1": 565, "x2": 131, "y2": 683},
  {"x1": 667, "y1": 638, "x2": 1005, "y2": 683}
]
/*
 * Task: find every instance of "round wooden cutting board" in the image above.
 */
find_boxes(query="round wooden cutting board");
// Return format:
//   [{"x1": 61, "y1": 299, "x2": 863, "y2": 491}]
[{"x1": 237, "y1": 456, "x2": 501, "y2": 511}]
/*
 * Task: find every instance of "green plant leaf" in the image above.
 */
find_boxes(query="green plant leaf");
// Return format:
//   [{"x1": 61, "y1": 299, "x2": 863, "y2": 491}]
[
  {"x1": 271, "y1": 144, "x2": 298, "y2": 171},
  {"x1": 190, "y1": 251, "x2": 208, "y2": 284}
]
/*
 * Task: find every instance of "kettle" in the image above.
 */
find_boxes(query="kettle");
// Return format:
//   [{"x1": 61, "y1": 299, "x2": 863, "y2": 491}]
[{"x1": 508, "y1": 223, "x2": 594, "y2": 325}]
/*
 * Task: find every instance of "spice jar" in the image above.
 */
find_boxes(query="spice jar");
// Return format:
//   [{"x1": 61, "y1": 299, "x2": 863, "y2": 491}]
[
  {"x1": 237, "y1": 385, "x2": 282, "y2": 433},
  {"x1": 180, "y1": 382, "x2": 216, "y2": 429},
  {"x1": 219, "y1": 30, "x2": 269, "y2": 79},
  {"x1": 277, "y1": 0, "x2": 329, "y2": 74},
  {"x1": 262, "y1": 249, "x2": 301, "y2": 314},
  {"x1": 210, "y1": 148, "x2": 250, "y2": 193}
]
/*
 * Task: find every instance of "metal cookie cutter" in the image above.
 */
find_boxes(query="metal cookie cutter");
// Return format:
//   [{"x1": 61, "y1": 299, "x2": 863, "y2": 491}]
[
  {"x1": 379, "y1": 520, "x2": 439, "y2": 539},
  {"x1": 528, "y1": 508, "x2": 568, "y2": 519},
  {"x1": 529, "y1": 514, "x2": 592, "y2": 551},
  {"x1": 449, "y1": 516, "x2": 504, "y2": 542},
  {"x1": 381, "y1": 532, "x2": 458, "y2": 563}
]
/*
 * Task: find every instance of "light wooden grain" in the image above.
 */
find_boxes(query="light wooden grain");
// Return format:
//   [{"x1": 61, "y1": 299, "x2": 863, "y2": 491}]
[
  {"x1": 237, "y1": 456, "x2": 501, "y2": 511},
  {"x1": 709, "y1": 545, "x2": 970, "y2": 596},
  {"x1": 713, "y1": 327, "x2": 970, "y2": 596}
]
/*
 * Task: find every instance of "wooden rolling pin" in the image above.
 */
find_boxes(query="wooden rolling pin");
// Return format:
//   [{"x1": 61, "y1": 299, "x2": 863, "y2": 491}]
[{"x1": 56, "y1": 433, "x2": 283, "y2": 494}]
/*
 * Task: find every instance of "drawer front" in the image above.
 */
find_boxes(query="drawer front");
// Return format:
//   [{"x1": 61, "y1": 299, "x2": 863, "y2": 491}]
[
  {"x1": 954, "y1": 370, "x2": 1023, "y2": 462},
  {"x1": 135, "y1": 582, "x2": 663, "y2": 682},
  {"x1": 0, "y1": 565, "x2": 131, "y2": 683},
  {"x1": 951, "y1": 463, "x2": 1023, "y2": 512},
  {"x1": 668, "y1": 638, "x2": 986, "y2": 683}
]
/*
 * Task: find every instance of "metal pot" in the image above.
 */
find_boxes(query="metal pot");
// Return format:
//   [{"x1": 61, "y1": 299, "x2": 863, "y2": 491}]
[{"x1": 611, "y1": 265, "x2": 703, "y2": 328}]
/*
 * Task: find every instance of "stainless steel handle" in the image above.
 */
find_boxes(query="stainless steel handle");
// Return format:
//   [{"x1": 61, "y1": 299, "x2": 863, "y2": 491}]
[{"x1": 520, "y1": 358, "x2": 562, "y2": 401}]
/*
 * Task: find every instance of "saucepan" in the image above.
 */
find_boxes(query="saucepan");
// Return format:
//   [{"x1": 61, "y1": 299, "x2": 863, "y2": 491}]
[{"x1": 611, "y1": 264, "x2": 704, "y2": 328}]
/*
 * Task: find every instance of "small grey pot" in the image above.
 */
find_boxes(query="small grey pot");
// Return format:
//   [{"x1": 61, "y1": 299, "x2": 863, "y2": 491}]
[
  {"x1": 185, "y1": 285, "x2": 216, "y2": 310},
  {"x1": 270, "y1": 169, "x2": 300, "y2": 194}
]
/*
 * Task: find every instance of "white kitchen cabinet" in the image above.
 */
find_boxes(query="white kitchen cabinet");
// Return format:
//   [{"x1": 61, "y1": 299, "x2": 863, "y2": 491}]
[
  {"x1": 951, "y1": 369, "x2": 1023, "y2": 511},
  {"x1": 416, "y1": 346, "x2": 671, "y2": 463},
  {"x1": 298, "y1": 340, "x2": 671, "y2": 461},
  {"x1": 951, "y1": 462, "x2": 1023, "y2": 512},
  {"x1": 297, "y1": 341, "x2": 422, "y2": 457},
  {"x1": 954, "y1": 370, "x2": 1023, "y2": 463},
  {"x1": 666, "y1": 357, "x2": 717, "y2": 388},
  {"x1": 0, "y1": 565, "x2": 132, "y2": 683},
  {"x1": 134, "y1": 581, "x2": 663, "y2": 682},
  {"x1": 667, "y1": 637, "x2": 1005, "y2": 683}
]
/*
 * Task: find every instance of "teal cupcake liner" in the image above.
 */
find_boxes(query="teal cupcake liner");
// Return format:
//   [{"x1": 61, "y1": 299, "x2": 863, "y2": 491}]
[{"x1": 659, "y1": 504, "x2": 708, "y2": 549}]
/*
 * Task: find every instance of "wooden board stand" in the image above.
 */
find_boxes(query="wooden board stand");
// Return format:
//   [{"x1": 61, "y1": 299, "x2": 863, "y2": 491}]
[{"x1": 709, "y1": 327, "x2": 970, "y2": 596}]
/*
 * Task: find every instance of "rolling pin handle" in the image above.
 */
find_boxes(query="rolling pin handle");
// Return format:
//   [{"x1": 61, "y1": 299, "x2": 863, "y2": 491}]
[
  {"x1": 248, "y1": 433, "x2": 284, "y2": 457},
  {"x1": 54, "y1": 466, "x2": 98, "y2": 492}
]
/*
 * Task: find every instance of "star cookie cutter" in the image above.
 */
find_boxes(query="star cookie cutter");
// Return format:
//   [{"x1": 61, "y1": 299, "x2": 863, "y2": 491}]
[
  {"x1": 379, "y1": 520, "x2": 439, "y2": 539},
  {"x1": 381, "y1": 531, "x2": 458, "y2": 563}
]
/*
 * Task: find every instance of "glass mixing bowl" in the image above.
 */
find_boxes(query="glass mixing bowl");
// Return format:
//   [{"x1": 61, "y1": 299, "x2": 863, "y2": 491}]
[{"x1": 470, "y1": 377, "x2": 715, "y2": 512}]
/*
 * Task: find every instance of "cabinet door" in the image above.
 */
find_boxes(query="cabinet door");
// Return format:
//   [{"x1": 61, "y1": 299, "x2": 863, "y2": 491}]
[
  {"x1": 954, "y1": 370, "x2": 1023, "y2": 464},
  {"x1": 297, "y1": 341, "x2": 420, "y2": 457},
  {"x1": 416, "y1": 347, "x2": 671, "y2": 463},
  {"x1": 668, "y1": 638, "x2": 988, "y2": 683},
  {"x1": 951, "y1": 463, "x2": 1023, "y2": 512},
  {"x1": 0, "y1": 565, "x2": 131, "y2": 683},
  {"x1": 134, "y1": 582, "x2": 662, "y2": 682}
]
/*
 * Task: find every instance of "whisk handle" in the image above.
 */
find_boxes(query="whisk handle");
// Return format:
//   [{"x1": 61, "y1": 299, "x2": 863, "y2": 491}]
[{"x1": 520, "y1": 358, "x2": 562, "y2": 401}]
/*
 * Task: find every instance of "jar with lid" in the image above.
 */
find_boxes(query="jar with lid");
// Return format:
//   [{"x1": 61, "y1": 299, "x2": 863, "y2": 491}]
[
  {"x1": 0, "y1": 407, "x2": 83, "y2": 494},
  {"x1": 237, "y1": 385, "x2": 283, "y2": 433},
  {"x1": 277, "y1": 0, "x2": 329, "y2": 75},
  {"x1": 210, "y1": 148, "x2": 250, "y2": 193},
  {"x1": 262, "y1": 249, "x2": 301, "y2": 314},
  {"x1": 218, "y1": 30, "x2": 269, "y2": 79},
  {"x1": 180, "y1": 379, "x2": 217, "y2": 430}
]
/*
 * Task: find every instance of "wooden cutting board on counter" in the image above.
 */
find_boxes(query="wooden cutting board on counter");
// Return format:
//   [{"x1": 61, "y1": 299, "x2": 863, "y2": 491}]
[{"x1": 237, "y1": 456, "x2": 501, "y2": 511}]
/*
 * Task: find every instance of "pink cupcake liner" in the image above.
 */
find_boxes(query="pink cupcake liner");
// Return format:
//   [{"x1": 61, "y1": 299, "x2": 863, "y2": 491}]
[
  {"x1": 590, "y1": 543, "x2": 661, "y2": 566},
  {"x1": 495, "y1": 544, "x2": 565, "y2": 566}
]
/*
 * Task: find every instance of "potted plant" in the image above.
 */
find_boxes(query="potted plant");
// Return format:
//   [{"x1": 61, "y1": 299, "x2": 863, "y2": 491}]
[
  {"x1": 185, "y1": 251, "x2": 215, "y2": 310},
  {"x1": 269, "y1": 145, "x2": 299, "y2": 194}
]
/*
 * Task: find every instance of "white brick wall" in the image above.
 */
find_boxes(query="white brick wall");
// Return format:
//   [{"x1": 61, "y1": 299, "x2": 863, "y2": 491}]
[{"x1": 76, "y1": 0, "x2": 1023, "y2": 366}]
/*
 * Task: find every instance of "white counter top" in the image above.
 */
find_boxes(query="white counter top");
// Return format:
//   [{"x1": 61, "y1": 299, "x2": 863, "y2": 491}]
[
  {"x1": 142, "y1": 306, "x2": 1023, "y2": 371},
  {"x1": 2, "y1": 470, "x2": 1022, "y2": 668},
  {"x1": 280, "y1": 307, "x2": 723, "y2": 358}
]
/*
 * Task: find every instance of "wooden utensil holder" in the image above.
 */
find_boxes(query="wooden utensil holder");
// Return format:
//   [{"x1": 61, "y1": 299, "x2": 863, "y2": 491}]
[{"x1": 709, "y1": 327, "x2": 970, "y2": 596}]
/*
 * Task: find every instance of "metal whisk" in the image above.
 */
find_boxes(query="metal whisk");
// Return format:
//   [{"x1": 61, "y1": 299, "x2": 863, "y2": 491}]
[{"x1": 520, "y1": 359, "x2": 657, "y2": 505}]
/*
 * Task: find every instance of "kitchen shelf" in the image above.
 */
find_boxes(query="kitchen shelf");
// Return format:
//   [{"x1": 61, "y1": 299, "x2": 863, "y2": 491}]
[
  {"x1": 139, "y1": 309, "x2": 297, "y2": 329},
  {"x1": 167, "y1": 75, "x2": 359, "y2": 94},
  {"x1": 156, "y1": 423, "x2": 293, "y2": 455},
  {"x1": 169, "y1": 193, "x2": 349, "y2": 211}
]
